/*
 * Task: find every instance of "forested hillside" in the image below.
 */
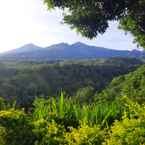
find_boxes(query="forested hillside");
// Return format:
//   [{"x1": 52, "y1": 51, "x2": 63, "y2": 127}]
[
  {"x1": 0, "y1": 58, "x2": 145, "y2": 145},
  {"x1": 96, "y1": 64, "x2": 145, "y2": 103},
  {"x1": 0, "y1": 58, "x2": 142, "y2": 108}
]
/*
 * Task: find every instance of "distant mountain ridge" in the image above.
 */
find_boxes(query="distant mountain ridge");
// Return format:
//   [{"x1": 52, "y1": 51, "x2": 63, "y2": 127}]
[{"x1": 0, "y1": 42, "x2": 145, "y2": 61}]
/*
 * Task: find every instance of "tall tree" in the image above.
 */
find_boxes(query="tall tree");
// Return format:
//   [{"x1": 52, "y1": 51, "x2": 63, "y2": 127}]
[{"x1": 44, "y1": 0, "x2": 145, "y2": 48}]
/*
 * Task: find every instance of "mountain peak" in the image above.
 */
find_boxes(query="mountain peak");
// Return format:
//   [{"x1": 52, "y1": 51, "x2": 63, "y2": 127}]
[
  {"x1": 0, "y1": 42, "x2": 144, "y2": 61},
  {"x1": 46, "y1": 42, "x2": 70, "y2": 50},
  {"x1": 58, "y1": 42, "x2": 69, "y2": 46},
  {"x1": 72, "y1": 42, "x2": 87, "y2": 47},
  {"x1": 7, "y1": 43, "x2": 42, "y2": 54},
  {"x1": 21, "y1": 43, "x2": 39, "y2": 48}
]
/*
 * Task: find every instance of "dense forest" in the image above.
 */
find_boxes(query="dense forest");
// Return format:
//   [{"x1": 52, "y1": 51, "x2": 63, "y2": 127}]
[
  {"x1": 0, "y1": 58, "x2": 143, "y2": 108},
  {"x1": 0, "y1": 57, "x2": 145, "y2": 145},
  {"x1": 96, "y1": 64, "x2": 145, "y2": 103}
]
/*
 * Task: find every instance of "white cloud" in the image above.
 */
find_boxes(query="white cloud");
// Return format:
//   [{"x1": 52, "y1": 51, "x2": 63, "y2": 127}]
[{"x1": 0, "y1": 0, "x2": 140, "y2": 52}]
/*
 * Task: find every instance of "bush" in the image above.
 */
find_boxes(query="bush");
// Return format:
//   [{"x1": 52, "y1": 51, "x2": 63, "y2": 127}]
[
  {"x1": 0, "y1": 109, "x2": 35, "y2": 145},
  {"x1": 105, "y1": 117, "x2": 145, "y2": 145},
  {"x1": 0, "y1": 95, "x2": 145, "y2": 145},
  {"x1": 104, "y1": 99, "x2": 145, "y2": 145},
  {"x1": 33, "y1": 119, "x2": 65, "y2": 145},
  {"x1": 65, "y1": 124, "x2": 106, "y2": 145},
  {"x1": 0, "y1": 125, "x2": 7, "y2": 145}
]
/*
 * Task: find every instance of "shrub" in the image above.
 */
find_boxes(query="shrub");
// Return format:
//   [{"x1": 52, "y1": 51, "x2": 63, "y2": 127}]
[
  {"x1": 104, "y1": 117, "x2": 145, "y2": 145},
  {"x1": 65, "y1": 124, "x2": 106, "y2": 145},
  {"x1": 0, "y1": 109, "x2": 35, "y2": 145},
  {"x1": 0, "y1": 125, "x2": 7, "y2": 145},
  {"x1": 33, "y1": 119, "x2": 65, "y2": 145},
  {"x1": 104, "y1": 99, "x2": 145, "y2": 145}
]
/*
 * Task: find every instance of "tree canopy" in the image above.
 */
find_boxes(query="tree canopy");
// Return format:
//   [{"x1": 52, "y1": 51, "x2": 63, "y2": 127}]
[{"x1": 44, "y1": 0, "x2": 145, "y2": 48}]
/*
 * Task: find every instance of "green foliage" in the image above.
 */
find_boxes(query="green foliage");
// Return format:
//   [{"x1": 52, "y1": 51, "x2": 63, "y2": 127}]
[
  {"x1": 0, "y1": 97, "x2": 7, "y2": 110},
  {"x1": 32, "y1": 94, "x2": 123, "y2": 144},
  {"x1": 104, "y1": 98, "x2": 145, "y2": 145},
  {"x1": 0, "y1": 95, "x2": 145, "y2": 145},
  {"x1": 75, "y1": 86, "x2": 94, "y2": 103},
  {"x1": 0, "y1": 58, "x2": 141, "y2": 108},
  {"x1": 65, "y1": 124, "x2": 105, "y2": 145},
  {"x1": 105, "y1": 118, "x2": 145, "y2": 145},
  {"x1": 0, "y1": 109, "x2": 35, "y2": 145},
  {"x1": 33, "y1": 94, "x2": 124, "y2": 128},
  {"x1": 0, "y1": 59, "x2": 144, "y2": 145},
  {"x1": 97, "y1": 65, "x2": 145, "y2": 103},
  {"x1": 119, "y1": 2, "x2": 145, "y2": 48},
  {"x1": 0, "y1": 125, "x2": 6, "y2": 145},
  {"x1": 33, "y1": 119, "x2": 65, "y2": 145},
  {"x1": 0, "y1": 56, "x2": 145, "y2": 145},
  {"x1": 59, "y1": 92, "x2": 64, "y2": 118},
  {"x1": 44, "y1": 0, "x2": 145, "y2": 48},
  {"x1": 0, "y1": 97, "x2": 16, "y2": 110}
]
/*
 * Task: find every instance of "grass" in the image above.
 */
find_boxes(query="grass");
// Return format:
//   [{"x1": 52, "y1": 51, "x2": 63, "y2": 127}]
[{"x1": 32, "y1": 93, "x2": 124, "y2": 127}]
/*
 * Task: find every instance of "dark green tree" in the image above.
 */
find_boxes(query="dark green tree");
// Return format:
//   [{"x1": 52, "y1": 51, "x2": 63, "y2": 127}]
[
  {"x1": 75, "y1": 86, "x2": 95, "y2": 103},
  {"x1": 44, "y1": 0, "x2": 145, "y2": 48}
]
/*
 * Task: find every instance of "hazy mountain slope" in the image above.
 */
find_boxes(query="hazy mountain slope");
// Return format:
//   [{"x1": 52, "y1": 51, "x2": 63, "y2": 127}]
[{"x1": 0, "y1": 42, "x2": 145, "y2": 61}]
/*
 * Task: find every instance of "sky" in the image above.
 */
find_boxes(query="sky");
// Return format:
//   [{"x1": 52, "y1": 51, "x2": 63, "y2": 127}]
[{"x1": 0, "y1": 0, "x2": 142, "y2": 52}]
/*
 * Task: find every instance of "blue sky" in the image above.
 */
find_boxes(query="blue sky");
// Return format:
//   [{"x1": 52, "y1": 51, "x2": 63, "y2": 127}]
[{"x1": 0, "y1": 0, "x2": 142, "y2": 52}]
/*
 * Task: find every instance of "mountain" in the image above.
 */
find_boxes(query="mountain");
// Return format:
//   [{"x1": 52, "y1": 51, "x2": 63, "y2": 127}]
[{"x1": 0, "y1": 42, "x2": 145, "y2": 61}]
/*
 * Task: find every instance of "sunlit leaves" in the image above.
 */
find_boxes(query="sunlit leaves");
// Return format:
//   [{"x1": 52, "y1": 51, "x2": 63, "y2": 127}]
[{"x1": 44, "y1": 0, "x2": 145, "y2": 48}]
